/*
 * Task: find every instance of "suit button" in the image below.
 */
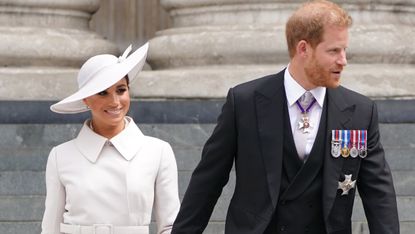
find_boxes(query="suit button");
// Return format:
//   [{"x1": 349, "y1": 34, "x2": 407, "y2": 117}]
[{"x1": 280, "y1": 225, "x2": 286, "y2": 231}]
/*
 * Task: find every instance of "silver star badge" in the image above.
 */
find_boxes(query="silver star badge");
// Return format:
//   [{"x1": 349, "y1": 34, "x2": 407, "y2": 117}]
[
  {"x1": 298, "y1": 115, "x2": 313, "y2": 133},
  {"x1": 337, "y1": 174, "x2": 356, "y2": 196}
]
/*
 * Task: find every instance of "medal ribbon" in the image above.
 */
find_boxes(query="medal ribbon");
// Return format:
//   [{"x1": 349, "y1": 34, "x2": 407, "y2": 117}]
[
  {"x1": 342, "y1": 130, "x2": 349, "y2": 149},
  {"x1": 335, "y1": 129, "x2": 339, "y2": 141},
  {"x1": 361, "y1": 130, "x2": 367, "y2": 148},
  {"x1": 352, "y1": 130, "x2": 356, "y2": 146},
  {"x1": 360, "y1": 130, "x2": 365, "y2": 149},
  {"x1": 295, "y1": 98, "x2": 317, "y2": 114}
]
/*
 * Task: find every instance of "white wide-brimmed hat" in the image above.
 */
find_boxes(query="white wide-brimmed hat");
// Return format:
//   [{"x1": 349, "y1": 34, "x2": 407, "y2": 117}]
[{"x1": 50, "y1": 42, "x2": 149, "y2": 114}]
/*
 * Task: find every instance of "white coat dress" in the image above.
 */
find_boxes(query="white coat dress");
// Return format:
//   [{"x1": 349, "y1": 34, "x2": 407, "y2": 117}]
[{"x1": 41, "y1": 116, "x2": 180, "y2": 234}]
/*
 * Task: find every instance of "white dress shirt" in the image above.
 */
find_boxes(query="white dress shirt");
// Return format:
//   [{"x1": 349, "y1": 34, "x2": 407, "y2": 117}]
[
  {"x1": 284, "y1": 66, "x2": 326, "y2": 157},
  {"x1": 41, "y1": 116, "x2": 180, "y2": 234}
]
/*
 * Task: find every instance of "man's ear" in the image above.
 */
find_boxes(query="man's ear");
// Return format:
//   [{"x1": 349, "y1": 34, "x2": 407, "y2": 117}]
[{"x1": 296, "y1": 40, "x2": 309, "y2": 58}]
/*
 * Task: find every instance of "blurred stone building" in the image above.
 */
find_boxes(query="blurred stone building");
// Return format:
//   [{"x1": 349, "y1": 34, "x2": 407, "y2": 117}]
[{"x1": 0, "y1": 0, "x2": 414, "y2": 233}]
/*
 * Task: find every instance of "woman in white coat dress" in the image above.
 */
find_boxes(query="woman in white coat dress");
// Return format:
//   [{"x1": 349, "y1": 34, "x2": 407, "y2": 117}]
[{"x1": 41, "y1": 43, "x2": 180, "y2": 234}]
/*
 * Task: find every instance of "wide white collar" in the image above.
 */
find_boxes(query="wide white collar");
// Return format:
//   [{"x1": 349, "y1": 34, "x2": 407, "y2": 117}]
[{"x1": 74, "y1": 116, "x2": 145, "y2": 163}]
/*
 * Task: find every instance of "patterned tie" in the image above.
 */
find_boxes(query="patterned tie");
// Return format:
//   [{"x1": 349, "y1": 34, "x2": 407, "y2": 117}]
[{"x1": 293, "y1": 91, "x2": 314, "y2": 161}]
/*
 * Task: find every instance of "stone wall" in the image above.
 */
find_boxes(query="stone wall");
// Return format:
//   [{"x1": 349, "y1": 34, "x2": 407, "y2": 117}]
[
  {"x1": 0, "y1": 100, "x2": 414, "y2": 234},
  {"x1": 138, "y1": 0, "x2": 415, "y2": 100},
  {"x1": 0, "y1": 0, "x2": 414, "y2": 233}
]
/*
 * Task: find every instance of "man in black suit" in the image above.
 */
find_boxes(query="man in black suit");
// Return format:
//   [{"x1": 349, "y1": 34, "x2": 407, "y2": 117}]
[{"x1": 172, "y1": 1, "x2": 399, "y2": 233}]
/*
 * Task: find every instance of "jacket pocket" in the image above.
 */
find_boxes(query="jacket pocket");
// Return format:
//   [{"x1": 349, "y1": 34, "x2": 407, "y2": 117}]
[
  {"x1": 327, "y1": 191, "x2": 355, "y2": 231},
  {"x1": 225, "y1": 203, "x2": 269, "y2": 234}
]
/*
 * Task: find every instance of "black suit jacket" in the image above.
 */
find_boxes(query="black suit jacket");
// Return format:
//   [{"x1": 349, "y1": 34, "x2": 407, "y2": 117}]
[{"x1": 172, "y1": 70, "x2": 399, "y2": 234}]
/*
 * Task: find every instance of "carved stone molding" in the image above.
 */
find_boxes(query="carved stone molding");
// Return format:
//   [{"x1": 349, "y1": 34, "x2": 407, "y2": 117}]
[
  {"x1": 0, "y1": 0, "x2": 118, "y2": 100},
  {"x1": 140, "y1": 0, "x2": 415, "y2": 99}
]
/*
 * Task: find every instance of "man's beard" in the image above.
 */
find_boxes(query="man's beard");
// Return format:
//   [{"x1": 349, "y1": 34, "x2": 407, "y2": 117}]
[{"x1": 304, "y1": 57, "x2": 340, "y2": 88}]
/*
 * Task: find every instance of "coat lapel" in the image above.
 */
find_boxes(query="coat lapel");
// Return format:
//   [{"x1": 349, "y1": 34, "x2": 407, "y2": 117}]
[
  {"x1": 323, "y1": 87, "x2": 356, "y2": 221},
  {"x1": 279, "y1": 97, "x2": 328, "y2": 201},
  {"x1": 255, "y1": 71, "x2": 285, "y2": 207}
]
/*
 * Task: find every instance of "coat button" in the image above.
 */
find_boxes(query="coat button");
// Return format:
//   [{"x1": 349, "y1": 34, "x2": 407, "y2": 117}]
[{"x1": 280, "y1": 225, "x2": 286, "y2": 231}]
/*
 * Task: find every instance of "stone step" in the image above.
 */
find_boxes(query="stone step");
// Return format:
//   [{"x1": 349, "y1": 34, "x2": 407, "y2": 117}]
[
  {"x1": 1, "y1": 169, "x2": 414, "y2": 219},
  {"x1": 1, "y1": 132, "x2": 414, "y2": 171},
  {"x1": 1, "y1": 194, "x2": 414, "y2": 223},
  {"x1": 1, "y1": 123, "x2": 414, "y2": 234},
  {"x1": 3, "y1": 221, "x2": 414, "y2": 234},
  {"x1": 1, "y1": 169, "x2": 414, "y2": 196},
  {"x1": 1, "y1": 123, "x2": 414, "y2": 149},
  {"x1": 1, "y1": 146, "x2": 413, "y2": 172},
  {"x1": 0, "y1": 222, "x2": 40, "y2": 234},
  {"x1": 0, "y1": 124, "x2": 414, "y2": 171},
  {"x1": 0, "y1": 196, "x2": 43, "y2": 221}
]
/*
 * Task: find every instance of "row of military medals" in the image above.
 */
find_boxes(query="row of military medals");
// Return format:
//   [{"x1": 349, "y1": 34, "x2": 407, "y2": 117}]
[{"x1": 331, "y1": 130, "x2": 367, "y2": 158}]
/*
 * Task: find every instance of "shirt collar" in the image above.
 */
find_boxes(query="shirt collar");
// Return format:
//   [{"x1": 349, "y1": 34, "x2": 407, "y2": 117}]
[
  {"x1": 75, "y1": 116, "x2": 145, "y2": 163},
  {"x1": 284, "y1": 64, "x2": 326, "y2": 107}
]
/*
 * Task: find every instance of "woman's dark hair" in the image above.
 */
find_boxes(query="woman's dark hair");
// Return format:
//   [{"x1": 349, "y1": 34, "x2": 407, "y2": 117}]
[{"x1": 125, "y1": 76, "x2": 130, "y2": 86}]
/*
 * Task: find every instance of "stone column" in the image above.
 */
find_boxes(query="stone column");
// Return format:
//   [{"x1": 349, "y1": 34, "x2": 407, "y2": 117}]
[
  {"x1": 135, "y1": 0, "x2": 415, "y2": 99},
  {"x1": 0, "y1": 0, "x2": 118, "y2": 100}
]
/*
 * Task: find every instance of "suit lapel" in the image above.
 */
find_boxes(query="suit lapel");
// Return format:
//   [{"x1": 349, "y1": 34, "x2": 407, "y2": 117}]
[
  {"x1": 279, "y1": 97, "x2": 328, "y2": 201},
  {"x1": 255, "y1": 70, "x2": 285, "y2": 208},
  {"x1": 323, "y1": 87, "x2": 356, "y2": 221}
]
